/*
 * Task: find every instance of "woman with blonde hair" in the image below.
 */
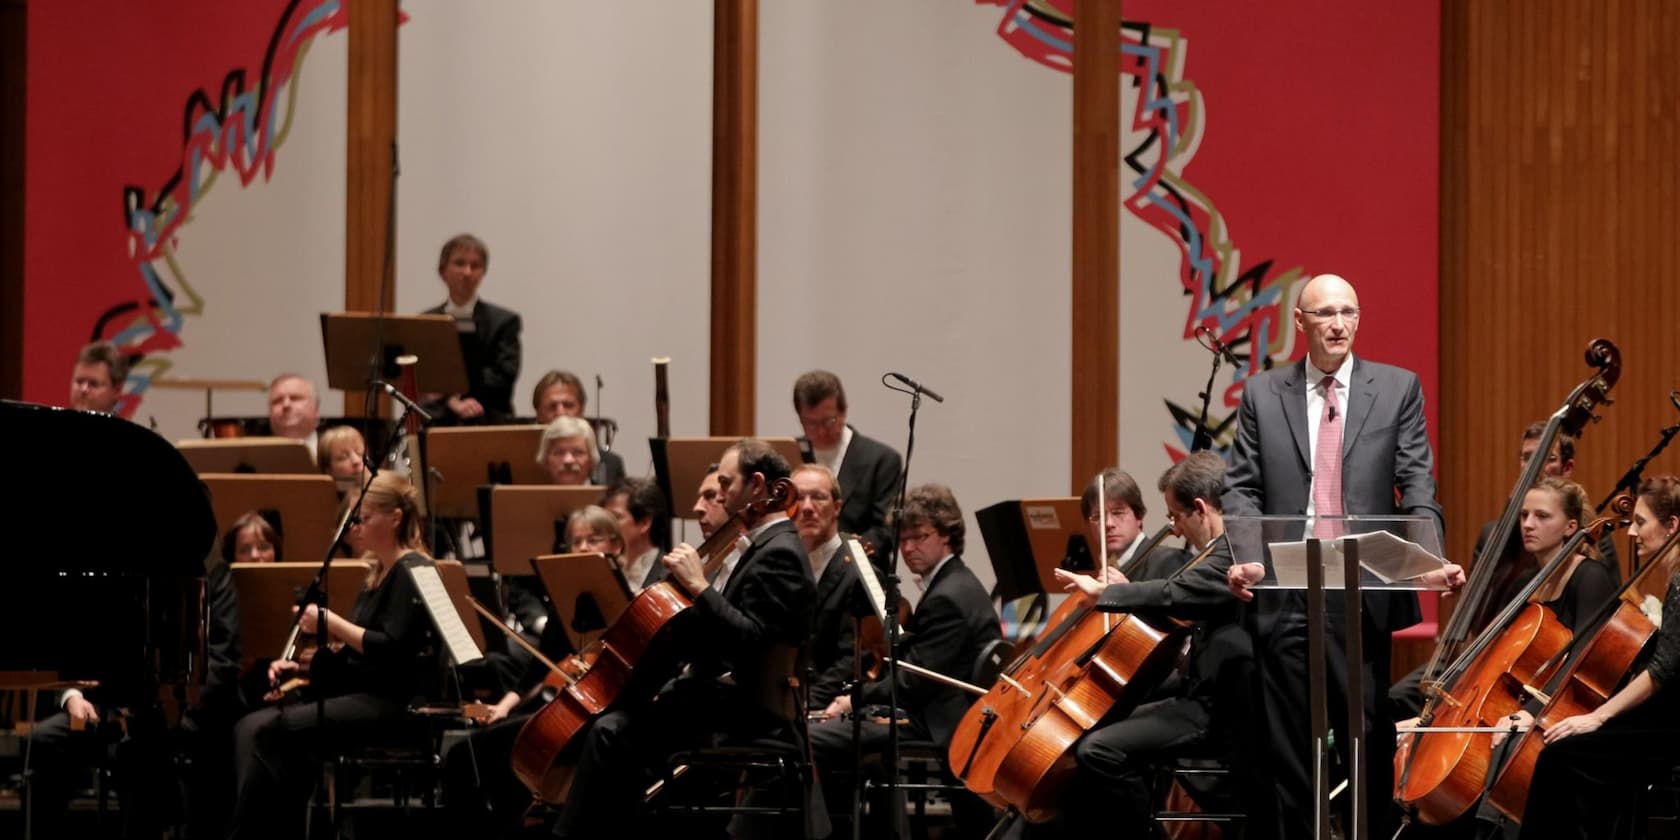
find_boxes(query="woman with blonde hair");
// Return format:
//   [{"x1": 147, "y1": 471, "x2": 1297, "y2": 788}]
[{"x1": 226, "y1": 473, "x2": 439, "y2": 839}]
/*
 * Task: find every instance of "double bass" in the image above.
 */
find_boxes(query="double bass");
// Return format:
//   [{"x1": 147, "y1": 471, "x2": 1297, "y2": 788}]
[
  {"x1": 1394, "y1": 338, "x2": 1620, "y2": 824},
  {"x1": 510, "y1": 477, "x2": 794, "y2": 802}
]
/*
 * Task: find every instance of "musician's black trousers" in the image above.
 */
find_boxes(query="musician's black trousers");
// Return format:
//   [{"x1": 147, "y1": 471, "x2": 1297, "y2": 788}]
[
  {"x1": 1062, "y1": 696, "x2": 1211, "y2": 839},
  {"x1": 1515, "y1": 700, "x2": 1680, "y2": 840},
  {"x1": 441, "y1": 710, "x2": 536, "y2": 838},
  {"x1": 226, "y1": 693, "x2": 406, "y2": 840}
]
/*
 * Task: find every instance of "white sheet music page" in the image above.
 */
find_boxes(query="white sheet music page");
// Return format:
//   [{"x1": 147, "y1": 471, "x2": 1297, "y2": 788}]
[
  {"x1": 408, "y1": 563, "x2": 484, "y2": 666},
  {"x1": 846, "y1": 538, "x2": 893, "y2": 629}
]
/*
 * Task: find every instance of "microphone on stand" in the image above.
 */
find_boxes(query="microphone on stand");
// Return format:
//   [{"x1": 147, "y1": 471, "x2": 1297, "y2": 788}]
[
  {"x1": 371, "y1": 380, "x2": 434, "y2": 422},
  {"x1": 886, "y1": 372, "x2": 945, "y2": 403},
  {"x1": 1193, "y1": 325, "x2": 1242, "y2": 367}
]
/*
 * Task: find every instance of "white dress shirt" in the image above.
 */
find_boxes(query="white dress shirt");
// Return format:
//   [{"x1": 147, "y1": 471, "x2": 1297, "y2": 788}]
[
  {"x1": 812, "y1": 425, "x2": 854, "y2": 474},
  {"x1": 810, "y1": 533, "x2": 842, "y2": 583}
]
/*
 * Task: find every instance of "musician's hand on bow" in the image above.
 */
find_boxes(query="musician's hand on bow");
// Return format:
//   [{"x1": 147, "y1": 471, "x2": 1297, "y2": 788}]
[
  {"x1": 65, "y1": 693, "x2": 99, "y2": 727},
  {"x1": 446, "y1": 394, "x2": 484, "y2": 420},
  {"x1": 295, "y1": 604, "x2": 326, "y2": 635},
  {"x1": 267, "y1": 658, "x2": 301, "y2": 686},
  {"x1": 1053, "y1": 568, "x2": 1105, "y2": 603},
  {"x1": 1099, "y1": 565, "x2": 1130, "y2": 585},
  {"x1": 663, "y1": 543, "x2": 708, "y2": 596},
  {"x1": 1228, "y1": 562, "x2": 1265, "y2": 601},
  {"x1": 819, "y1": 693, "x2": 852, "y2": 721},
  {"x1": 1542, "y1": 710, "x2": 1606, "y2": 744},
  {"x1": 1491, "y1": 710, "x2": 1533, "y2": 748}
]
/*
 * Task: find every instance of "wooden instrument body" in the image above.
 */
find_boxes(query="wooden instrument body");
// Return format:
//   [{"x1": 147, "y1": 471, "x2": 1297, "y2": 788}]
[
  {"x1": 992, "y1": 611, "x2": 1185, "y2": 822},
  {"x1": 512, "y1": 580, "x2": 696, "y2": 803},
  {"x1": 1394, "y1": 603, "x2": 1571, "y2": 824},
  {"x1": 1485, "y1": 598, "x2": 1655, "y2": 820}
]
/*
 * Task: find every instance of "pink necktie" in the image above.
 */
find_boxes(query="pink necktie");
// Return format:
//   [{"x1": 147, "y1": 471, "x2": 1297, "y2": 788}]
[{"x1": 1312, "y1": 375, "x2": 1344, "y2": 538}]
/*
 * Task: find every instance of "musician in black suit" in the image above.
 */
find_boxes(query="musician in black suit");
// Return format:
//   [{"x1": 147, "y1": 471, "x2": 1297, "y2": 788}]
[
  {"x1": 551, "y1": 439, "x2": 816, "y2": 839},
  {"x1": 1224, "y1": 273, "x2": 1457, "y2": 839},
  {"x1": 532, "y1": 369, "x2": 627, "y2": 485},
  {"x1": 424, "y1": 233, "x2": 521, "y2": 423},
  {"x1": 1083, "y1": 467, "x2": 1185, "y2": 579},
  {"x1": 1050, "y1": 452, "x2": 1260, "y2": 838},
  {"x1": 791, "y1": 463, "x2": 862, "y2": 710},
  {"x1": 793, "y1": 370, "x2": 903, "y2": 563},
  {"x1": 601, "y1": 477, "x2": 672, "y2": 588}
]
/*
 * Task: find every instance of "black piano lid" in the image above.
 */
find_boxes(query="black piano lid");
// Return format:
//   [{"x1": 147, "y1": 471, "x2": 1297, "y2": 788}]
[{"x1": 2, "y1": 400, "x2": 216, "y2": 573}]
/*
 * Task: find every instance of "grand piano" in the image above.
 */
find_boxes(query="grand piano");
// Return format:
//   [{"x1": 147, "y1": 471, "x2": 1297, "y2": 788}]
[{"x1": 1, "y1": 400, "x2": 218, "y2": 704}]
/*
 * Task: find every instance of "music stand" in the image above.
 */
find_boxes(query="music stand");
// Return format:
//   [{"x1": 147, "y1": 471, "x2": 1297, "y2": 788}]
[
  {"x1": 178, "y1": 438, "x2": 317, "y2": 474},
  {"x1": 529, "y1": 553, "x2": 634, "y2": 653},
  {"x1": 974, "y1": 497, "x2": 1086, "y2": 603},
  {"x1": 422, "y1": 425, "x2": 550, "y2": 519},
  {"x1": 481, "y1": 485, "x2": 607, "y2": 577},
  {"x1": 433, "y1": 558, "x2": 489, "y2": 652},
  {"x1": 200, "y1": 474, "x2": 340, "y2": 564},
  {"x1": 229, "y1": 560, "x2": 371, "y2": 672},
  {"x1": 320, "y1": 312, "x2": 468, "y2": 396},
  {"x1": 650, "y1": 436, "x2": 805, "y2": 519}
]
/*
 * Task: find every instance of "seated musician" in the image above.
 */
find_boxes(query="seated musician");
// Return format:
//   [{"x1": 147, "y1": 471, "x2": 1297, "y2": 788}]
[
  {"x1": 810, "y1": 483, "x2": 1002, "y2": 834},
  {"x1": 791, "y1": 463, "x2": 862, "y2": 711},
  {"x1": 1049, "y1": 451, "x2": 1260, "y2": 839},
  {"x1": 1085, "y1": 466, "x2": 1183, "y2": 577},
  {"x1": 224, "y1": 510, "x2": 282, "y2": 564},
  {"x1": 692, "y1": 463, "x2": 728, "y2": 539},
  {"x1": 68, "y1": 339, "x2": 127, "y2": 413},
  {"x1": 442, "y1": 506, "x2": 626, "y2": 838},
  {"x1": 532, "y1": 369, "x2": 627, "y2": 485},
  {"x1": 1515, "y1": 475, "x2": 1680, "y2": 838},
  {"x1": 266, "y1": 373, "x2": 322, "y2": 459},
  {"x1": 226, "y1": 473, "x2": 441, "y2": 839},
  {"x1": 536, "y1": 415, "x2": 598, "y2": 487},
  {"x1": 550, "y1": 439, "x2": 817, "y2": 838},
  {"x1": 316, "y1": 424, "x2": 368, "y2": 496},
  {"x1": 599, "y1": 477, "x2": 671, "y2": 593},
  {"x1": 424, "y1": 233, "x2": 522, "y2": 424}
]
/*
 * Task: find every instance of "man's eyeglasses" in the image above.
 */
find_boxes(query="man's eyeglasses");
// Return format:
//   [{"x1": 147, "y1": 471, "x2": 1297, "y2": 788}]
[
  {"x1": 1298, "y1": 306, "x2": 1361, "y2": 323},
  {"x1": 1086, "y1": 508, "x2": 1133, "y2": 524},
  {"x1": 800, "y1": 415, "x2": 841, "y2": 431}
]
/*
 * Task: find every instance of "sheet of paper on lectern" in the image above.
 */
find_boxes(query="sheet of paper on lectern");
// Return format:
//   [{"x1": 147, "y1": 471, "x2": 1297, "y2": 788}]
[{"x1": 1269, "y1": 530, "x2": 1446, "y2": 588}]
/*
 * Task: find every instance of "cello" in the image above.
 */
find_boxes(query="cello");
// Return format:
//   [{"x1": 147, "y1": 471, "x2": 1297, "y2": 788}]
[
  {"x1": 1484, "y1": 520, "x2": 1680, "y2": 820},
  {"x1": 510, "y1": 477, "x2": 794, "y2": 803},
  {"x1": 1393, "y1": 339, "x2": 1620, "y2": 824}
]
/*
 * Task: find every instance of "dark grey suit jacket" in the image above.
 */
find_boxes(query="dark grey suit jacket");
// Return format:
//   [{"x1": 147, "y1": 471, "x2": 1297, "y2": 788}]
[
  {"x1": 422, "y1": 298, "x2": 522, "y2": 420},
  {"x1": 836, "y1": 428, "x2": 902, "y2": 563},
  {"x1": 807, "y1": 539, "x2": 861, "y2": 709},
  {"x1": 1223, "y1": 356, "x2": 1443, "y2": 633}
]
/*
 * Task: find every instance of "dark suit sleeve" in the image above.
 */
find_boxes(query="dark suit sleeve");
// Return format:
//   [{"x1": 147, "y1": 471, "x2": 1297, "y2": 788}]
[
  {"x1": 1222, "y1": 384, "x2": 1266, "y2": 518},
  {"x1": 692, "y1": 541, "x2": 813, "y2": 652},
  {"x1": 860, "y1": 446, "x2": 903, "y2": 556},
  {"x1": 483, "y1": 311, "x2": 522, "y2": 395},
  {"x1": 200, "y1": 562, "x2": 243, "y2": 712},
  {"x1": 1393, "y1": 373, "x2": 1444, "y2": 531},
  {"x1": 810, "y1": 608, "x2": 857, "y2": 708},
  {"x1": 860, "y1": 591, "x2": 967, "y2": 707},
  {"x1": 1096, "y1": 543, "x2": 1235, "y2": 621}
]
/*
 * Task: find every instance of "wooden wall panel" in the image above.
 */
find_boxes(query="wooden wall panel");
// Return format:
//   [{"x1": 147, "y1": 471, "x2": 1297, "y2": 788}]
[
  {"x1": 1069, "y1": 0, "x2": 1121, "y2": 492},
  {"x1": 710, "y1": 0, "x2": 757, "y2": 436},
  {"x1": 344, "y1": 0, "x2": 399, "y2": 415},
  {"x1": 1440, "y1": 0, "x2": 1680, "y2": 579}
]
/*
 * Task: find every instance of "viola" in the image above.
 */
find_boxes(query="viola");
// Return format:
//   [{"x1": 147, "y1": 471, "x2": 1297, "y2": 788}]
[
  {"x1": 1484, "y1": 523, "x2": 1680, "y2": 821},
  {"x1": 509, "y1": 477, "x2": 795, "y2": 803}
]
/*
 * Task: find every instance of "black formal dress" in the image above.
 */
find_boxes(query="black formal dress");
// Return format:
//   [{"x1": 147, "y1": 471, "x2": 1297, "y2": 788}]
[
  {"x1": 226, "y1": 552, "x2": 440, "y2": 840},
  {"x1": 551, "y1": 517, "x2": 816, "y2": 839},
  {"x1": 424, "y1": 299, "x2": 522, "y2": 423}
]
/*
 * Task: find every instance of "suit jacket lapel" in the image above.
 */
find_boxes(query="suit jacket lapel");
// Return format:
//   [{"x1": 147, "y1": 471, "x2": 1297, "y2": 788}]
[
  {"x1": 813, "y1": 541, "x2": 849, "y2": 605},
  {"x1": 724, "y1": 519, "x2": 792, "y2": 600},
  {"x1": 1278, "y1": 363, "x2": 1312, "y2": 471},
  {"x1": 1342, "y1": 358, "x2": 1376, "y2": 458}
]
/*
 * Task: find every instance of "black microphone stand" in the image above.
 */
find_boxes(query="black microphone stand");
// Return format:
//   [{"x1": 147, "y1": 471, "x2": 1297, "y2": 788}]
[
  {"x1": 873, "y1": 373, "x2": 931, "y2": 839},
  {"x1": 1189, "y1": 333, "x2": 1225, "y2": 452}
]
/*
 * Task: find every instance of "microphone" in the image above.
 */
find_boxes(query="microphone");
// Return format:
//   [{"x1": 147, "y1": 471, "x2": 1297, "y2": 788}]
[
  {"x1": 887, "y1": 372, "x2": 945, "y2": 403},
  {"x1": 1328, "y1": 404, "x2": 1339, "y2": 422},
  {"x1": 1194, "y1": 325, "x2": 1242, "y2": 366},
  {"x1": 371, "y1": 380, "x2": 434, "y2": 422}
]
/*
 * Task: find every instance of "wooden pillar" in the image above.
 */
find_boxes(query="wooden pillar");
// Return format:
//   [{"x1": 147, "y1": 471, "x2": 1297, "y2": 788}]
[
  {"x1": 710, "y1": 0, "x2": 758, "y2": 436},
  {"x1": 1069, "y1": 0, "x2": 1121, "y2": 491},
  {"x1": 0, "y1": 0, "x2": 25, "y2": 400},
  {"x1": 344, "y1": 0, "x2": 399, "y2": 415}
]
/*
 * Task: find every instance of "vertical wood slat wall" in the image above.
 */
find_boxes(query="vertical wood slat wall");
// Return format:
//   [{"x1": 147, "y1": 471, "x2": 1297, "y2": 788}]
[
  {"x1": 344, "y1": 1, "x2": 399, "y2": 416},
  {"x1": 1439, "y1": 0, "x2": 1680, "y2": 577},
  {"x1": 709, "y1": 0, "x2": 758, "y2": 436},
  {"x1": 1070, "y1": 0, "x2": 1122, "y2": 492}
]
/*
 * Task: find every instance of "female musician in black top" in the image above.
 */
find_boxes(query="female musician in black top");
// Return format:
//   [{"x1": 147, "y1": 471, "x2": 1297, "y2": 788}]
[
  {"x1": 226, "y1": 473, "x2": 439, "y2": 840},
  {"x1": 1516, "y1": 475, "x2": 1680, "y2": 838}
]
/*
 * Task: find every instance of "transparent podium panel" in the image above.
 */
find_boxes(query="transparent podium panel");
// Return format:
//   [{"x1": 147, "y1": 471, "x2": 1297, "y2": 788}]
[{"x1": 1226, "y1": 514, "x2": 1450, "y2": 592}]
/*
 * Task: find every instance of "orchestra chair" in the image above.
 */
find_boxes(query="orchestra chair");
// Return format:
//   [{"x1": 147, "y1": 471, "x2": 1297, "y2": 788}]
[
  {"x1": 1151, "y1": 750, "x2": 1247, "y2": 838},
  {"x1": 647, "y1": 645, "x2": 823, "y2": 839},
  {"x1": 866, "y1": 637, "x2": 1017, "y2": 840},
  {"x1": 321, "y1": 703, "x2": 478, "y2": 833}
]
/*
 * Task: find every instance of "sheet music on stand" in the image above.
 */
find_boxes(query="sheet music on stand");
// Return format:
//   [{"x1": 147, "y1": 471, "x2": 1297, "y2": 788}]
[
  {"x1": 847, "y1": 537, "x2": 895, "y2": 631},
  {"x1": 1268, "y1": 529, "x2": 1446, "y2": 588},
  {"x1": 409, "y1": 563, "x2": 484, "y2": 666}
]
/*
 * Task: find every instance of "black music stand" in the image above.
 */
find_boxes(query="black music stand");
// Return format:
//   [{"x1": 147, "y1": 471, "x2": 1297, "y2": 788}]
[
  {"x1": 178, "y1": 438, "x2": 317, "y2": 474},
  {"x1": 422, "y1": 425, "x2": 550, "y2": 519},
  {"x1": 974, "y1": 497, "x2": 1086, "y2": 603},
  {"x1": 228, "y1": 560, "x2": 371, "y2": 672},
  {"x1": 200, "y1": 474, "x2": 340, "y2": 565},
  {"x1": 320, "y1": 312, "x2": 468, "y2": 397},
  {"x1": 530, "y1": 553, "x2": 634, "y2": 653},
  {"x1": 481, "y1": 485, "x2": 608, "y2": 577}
]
